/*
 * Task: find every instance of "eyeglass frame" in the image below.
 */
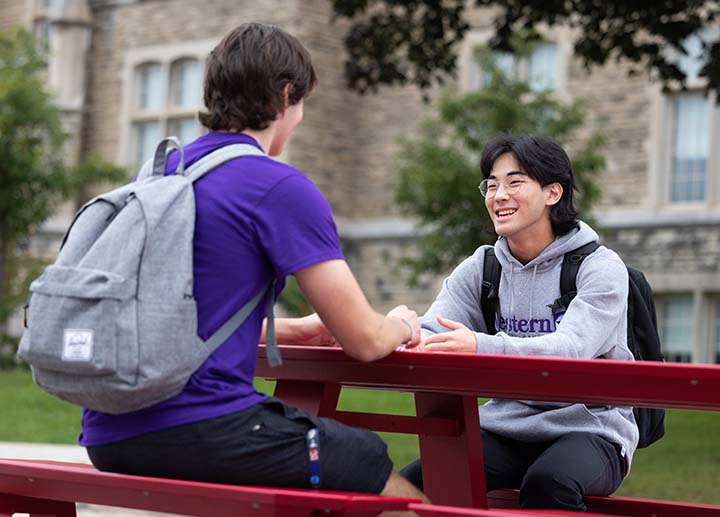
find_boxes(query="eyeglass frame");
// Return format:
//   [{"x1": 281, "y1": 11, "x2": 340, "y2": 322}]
[{"x1": 478, "y1": 171, "x2": 530, "y2": 199}]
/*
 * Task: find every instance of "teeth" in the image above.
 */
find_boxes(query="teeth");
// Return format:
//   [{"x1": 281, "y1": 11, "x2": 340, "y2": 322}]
[{"x1": 497, "y1": 209, "x2": 516, "y2": 217}]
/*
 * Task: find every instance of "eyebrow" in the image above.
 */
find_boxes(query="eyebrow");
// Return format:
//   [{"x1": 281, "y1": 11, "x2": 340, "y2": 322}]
[{"x1": 487, "y1": 170, "x2": 526, "y2": 180}]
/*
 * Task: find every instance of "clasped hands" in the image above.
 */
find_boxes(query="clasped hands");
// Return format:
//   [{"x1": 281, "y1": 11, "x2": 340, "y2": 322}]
[{"x1": 281, "y1": 311, "x2": 476, "y2": 354}]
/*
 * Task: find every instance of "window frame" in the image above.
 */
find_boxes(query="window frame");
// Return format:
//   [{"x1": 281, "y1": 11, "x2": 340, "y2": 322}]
[
  {"x1": 657, "y1": 91, "x2": 719, "y2": 207},
  {"x1": 457, "y1": 27, "x2": 571, "y2": 98},
  {"x1": 712, "y1": 297, "x2": 720, "y2": 364},
  {"x1": 119, "y1": 39, "x2": 216, "y2": 168},
  {"x1": 656, "y1": 294, "x2": 696, "y2": 363}
]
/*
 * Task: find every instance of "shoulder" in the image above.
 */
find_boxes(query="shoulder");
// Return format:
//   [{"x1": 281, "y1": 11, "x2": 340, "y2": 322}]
[
  {"x1": 259, "y1": 163, "x2": 328, "y2": 207},
  {"x1": 241, "y1": 156, "x2": 306, "y2": 184},
  {"x1": 216, "y1": 156, "x2": 326, "y2": 206},
  {"x1": 447, "y1": 244, "x2": 494, "y2": 284},
  {"x1": 577, "y1": 245, "x2": 629, "y2": 290},
  {"x1": 585, "y1": 245, "x2": 626, "y2": 272},
  {"x1": 257, "y1": 159, "x2": 316, "y2": 189}
]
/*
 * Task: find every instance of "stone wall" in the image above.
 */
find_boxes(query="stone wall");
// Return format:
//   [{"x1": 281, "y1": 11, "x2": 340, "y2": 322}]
[
  {"x1": 0, "y1": 0, "x2": 28, "y2": 30},
  {"x1": 603, "y1": 224, "x2": 720, "y2": 290},
  {"x1": 567, "y1": 58, "x2": 654, "y2": 211},
  {"x1": 82, "y1": 0, "x2": 427, "y2": 220}
]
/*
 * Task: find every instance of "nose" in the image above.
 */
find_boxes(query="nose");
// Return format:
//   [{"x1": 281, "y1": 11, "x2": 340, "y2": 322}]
[{"x1": 494, "y1": 183, "x2": 511, "y2": 200}]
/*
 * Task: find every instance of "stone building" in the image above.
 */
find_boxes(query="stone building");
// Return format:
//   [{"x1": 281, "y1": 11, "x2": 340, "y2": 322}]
[{"x1": 1, "y1": 0, "x2": 718, "y2": 363}]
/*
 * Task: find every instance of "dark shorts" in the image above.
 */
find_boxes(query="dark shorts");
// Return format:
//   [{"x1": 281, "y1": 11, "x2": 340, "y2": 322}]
[{"x1": 87, "y1": 397, "x2": 393, "y2": 494}]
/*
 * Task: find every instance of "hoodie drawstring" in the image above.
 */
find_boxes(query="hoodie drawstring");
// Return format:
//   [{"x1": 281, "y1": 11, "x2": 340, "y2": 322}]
[
  {"x1": 506, "y1": 267, "x2": 514, "y2": 320},
  {"x1": 529, "y1": 264, "x2": 538, "y2": 321}
]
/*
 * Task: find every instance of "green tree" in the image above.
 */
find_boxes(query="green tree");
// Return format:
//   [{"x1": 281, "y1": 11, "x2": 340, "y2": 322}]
[
  {"x1": 0, "y1": 28, "x2": 126, "y2": 335},
  {"x1": 394, "y1": 49, "x2": 605, "y2": 280},
  {"x1": 333, "y1": 0, "x2": 720, "y2": 98}
]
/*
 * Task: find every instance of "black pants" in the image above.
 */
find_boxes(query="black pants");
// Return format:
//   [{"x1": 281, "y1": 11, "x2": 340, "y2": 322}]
[
  {"x1": 400, "y1": 430, "x2": 625, "y2": 512},
  {"x1": 87, "y1": 397, "x2": 393, "y2": 494}
]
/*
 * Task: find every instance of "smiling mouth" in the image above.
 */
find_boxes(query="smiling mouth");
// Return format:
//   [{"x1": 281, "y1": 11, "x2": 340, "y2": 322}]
[{"x1": 495, "y1": 208, "x2": 517, "y2": 219}]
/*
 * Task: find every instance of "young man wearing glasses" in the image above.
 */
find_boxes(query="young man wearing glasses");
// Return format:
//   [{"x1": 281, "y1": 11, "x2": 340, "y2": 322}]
[{"x1": 400, "y1": 134, "x2": 638, "y2": 511}]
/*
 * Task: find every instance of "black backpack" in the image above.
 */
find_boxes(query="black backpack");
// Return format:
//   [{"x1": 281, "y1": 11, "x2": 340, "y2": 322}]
[{"x1": 480, "y1": 242, "x2": 665, "y2": 448}]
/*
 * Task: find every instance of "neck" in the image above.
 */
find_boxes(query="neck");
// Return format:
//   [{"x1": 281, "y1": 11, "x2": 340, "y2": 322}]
[
  {"x1": 240, "y1": 127, "x2": 275, "y2": 154},
  {"x1": 507, "y1": 229, "x2": 556, "y2": 265}
]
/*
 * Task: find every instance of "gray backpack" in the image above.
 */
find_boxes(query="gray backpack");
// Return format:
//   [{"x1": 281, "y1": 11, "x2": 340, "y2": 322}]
[{"x1": 18, "y1": 137, "x2": 283, "y2": 415}]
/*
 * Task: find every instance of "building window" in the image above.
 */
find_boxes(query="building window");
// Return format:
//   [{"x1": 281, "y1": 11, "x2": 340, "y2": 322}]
[
  {"x1": 670, "y1": 93, "x2": 710, "y2": 202},
  {"x1": 470, "y1": 42, "x2": 560, "y2": 93},
  {"x1": 136, "y1": 62, "x2": 163, "y2": 110},
  {"x1": 30, "y1": 0, "x2": 57, "y2": 61},
  {"x1": 170, "y1": 58, "x2": 202, "y2": 108},
  {"x1": 659, "y1": 296, "x2": 694, "y2": 363},
  {"x1": 122, "y1": 41, "x2": 216, "y2": 169},
  {"x1": 130, "y1": 58, "x2": 203, "y2": 167},
  {"x1": 657, "y1": 29, "x2": 718, "y2": 207},
  {"x1": 678, "y1": 30, "x2": 712, "y2": 83},
  {"x1": 32, "y1": 18, "x2": 51, "y2": 58},
  {"x1": 527, "y1": 42, "x2": 559, "y2": 92}
]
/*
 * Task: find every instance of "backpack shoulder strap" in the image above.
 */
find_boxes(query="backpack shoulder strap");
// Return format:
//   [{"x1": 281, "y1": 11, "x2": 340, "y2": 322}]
[
  {"x1": 552, "y1": 241, "x2": 601, "y2": 313},
  {"x1": 183, "y1": 143, "x2": 280, "y2": 365},
  {"x1": 560, "y1": 241, "x2": 601, "y2": 297},
  {"x1": 185, "y1": 143, "x2": 268, "y2": 183},
  {"x1": 481, "y1": 247, "x2": 502, "y2": 335}
]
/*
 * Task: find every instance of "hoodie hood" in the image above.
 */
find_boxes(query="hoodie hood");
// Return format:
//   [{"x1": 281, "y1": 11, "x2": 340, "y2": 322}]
[{"x1": 492, "y1": 221, "x2": 600, "y2": 323}]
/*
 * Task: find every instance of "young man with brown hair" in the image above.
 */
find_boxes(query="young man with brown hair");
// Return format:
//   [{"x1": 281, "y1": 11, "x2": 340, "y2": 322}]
[{"x1": 82, "y1": 23, "x2": 426, "y2": 501}]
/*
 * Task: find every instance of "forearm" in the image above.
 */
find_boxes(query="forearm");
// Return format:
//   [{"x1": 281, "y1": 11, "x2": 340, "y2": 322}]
[
  {"x1": 295, "y1": 260, "x2": 417, "y2": 361},
  {"x1": 319, "y1": 302, "x2": 411, "y2": 361},
  {"x1": 260, "y1": 318, "x2": 302, "y2": 344},
  {"x1": 368, "y1": 314, "x2": 413, "y2": 357},
  {"x1": 261, "y1": 314, "x2": 335, "y2": 346},
  {"x1": 421, "y1": 253, "x2": 487, "y2": 335}
]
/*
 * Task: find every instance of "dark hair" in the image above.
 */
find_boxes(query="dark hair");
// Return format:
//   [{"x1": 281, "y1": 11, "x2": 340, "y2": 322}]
[
  {"x1": 480, "y1": 134, "x2": 579, "y2": 236},
  {"x1": 198, "y1": 23, "x2": 317, "y2": 132}
]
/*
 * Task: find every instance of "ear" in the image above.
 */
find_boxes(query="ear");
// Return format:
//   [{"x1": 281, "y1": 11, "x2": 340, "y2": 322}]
[
  {"x1": 281, "y1": 83, "x2": 291, "y2": 110},
  {"x1": 545, "y1": 183, "x2": 563, "y2": 206}
]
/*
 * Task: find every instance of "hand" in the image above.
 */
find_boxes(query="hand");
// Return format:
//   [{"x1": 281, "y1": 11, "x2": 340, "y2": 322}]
[
  {"x1": 422, "y1": 315, "x2": 477, "y2": 354},
  {"x1": 401, "y1": 329, "x2": 433, "y2": 352},
  {"x1": 386, "y1": 305, "x2": 421, "y2": 348},
  {"x1": 288, "y1": 313, "x2": 337, "y2": 346}
]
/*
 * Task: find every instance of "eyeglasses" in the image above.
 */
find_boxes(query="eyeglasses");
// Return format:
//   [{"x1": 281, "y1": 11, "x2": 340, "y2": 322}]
[{"x1": 478, "y1": 177, "x2": 528, "y2": 198}]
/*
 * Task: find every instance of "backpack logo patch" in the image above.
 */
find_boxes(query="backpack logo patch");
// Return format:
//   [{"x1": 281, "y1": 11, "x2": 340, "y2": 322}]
[{"x1": 62, "y1": 329, "x2": 93, "y2": 362}]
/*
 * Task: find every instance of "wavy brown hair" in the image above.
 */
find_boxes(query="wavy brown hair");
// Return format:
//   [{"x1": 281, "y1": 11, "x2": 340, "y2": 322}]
[{"x1": 199, "y1": 23, "x2": 317, "y2": 132}]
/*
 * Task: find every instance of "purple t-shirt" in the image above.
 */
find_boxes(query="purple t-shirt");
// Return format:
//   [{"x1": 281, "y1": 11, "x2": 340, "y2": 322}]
[{"x1": 79, "y1": 132, "x2": 344, "y2": 446}]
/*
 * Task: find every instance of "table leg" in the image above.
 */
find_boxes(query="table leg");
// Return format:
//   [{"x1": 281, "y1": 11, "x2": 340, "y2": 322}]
[
  {"x1": 0, "y1": 494, "x2": 76, "y2": 516},
  {"x1": 414, "y1": 393, "x2": 487, "y2": 508},
  {"x1": 274, "y1": 380, "x2": 342, "y2": 417}
]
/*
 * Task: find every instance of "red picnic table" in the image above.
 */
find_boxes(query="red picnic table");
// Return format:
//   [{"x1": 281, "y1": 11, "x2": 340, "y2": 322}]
[{"x1": 256, "y1": 345, "x2": 720, "y2": 515}]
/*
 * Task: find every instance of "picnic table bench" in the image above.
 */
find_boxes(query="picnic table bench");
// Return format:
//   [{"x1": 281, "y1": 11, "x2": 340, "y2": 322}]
[
  {"x1": 0, "y1": 459, "x2": 622, "y2": 516},
  {"x1": 255, "y1": 344, "x2": 720, "y2": 516},
  {"x1": 0, "y1": 458, "x2": 419, "y2": 516}
]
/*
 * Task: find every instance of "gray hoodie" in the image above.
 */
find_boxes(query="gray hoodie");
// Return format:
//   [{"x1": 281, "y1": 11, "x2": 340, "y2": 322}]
[{"x1": 421, "y1": 221, "x2": 639, "y2": 472}]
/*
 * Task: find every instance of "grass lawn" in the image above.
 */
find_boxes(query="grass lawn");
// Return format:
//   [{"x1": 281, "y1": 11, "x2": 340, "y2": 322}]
[{"x1": 1, "y1": 370, "x2": 718, "y2": 504}]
